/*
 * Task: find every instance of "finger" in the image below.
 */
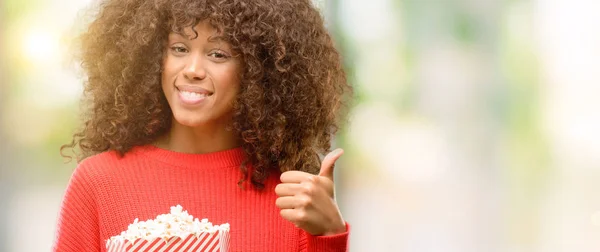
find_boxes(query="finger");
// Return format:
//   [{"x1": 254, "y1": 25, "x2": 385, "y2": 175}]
[
  {"x1": 275, "y1": 196, "x2": 299, "y2": 209},
  {"x1": 275, "y1": 183, "x2": 304, "y2": 196},
  {"x1": 279, "y1": 209, "x2": 297, "y2": 224},
  {"x1": 318, "y1": 148, "x2": 344, "y2": 180},
  {"x1": 280, "y1": 170, "x2": 315, "y2": 183},
  {"x1": 280, "y1": 209, "x2": 308, "y2": 224}
]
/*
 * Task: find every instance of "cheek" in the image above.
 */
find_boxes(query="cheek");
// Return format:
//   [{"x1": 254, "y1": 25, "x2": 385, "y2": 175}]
[
  {"x1": 223, "y1": 77, "x2": 241, "y2": 99},
  {"x1": 162, "y1": 57, "x2": 183, "y2": 84},
  {"x1": 222, "y1": 65, "x2": 242, "y2": 91},
  {"x1": 214, "y1": 69, "x2": 240, "y2": 109}
]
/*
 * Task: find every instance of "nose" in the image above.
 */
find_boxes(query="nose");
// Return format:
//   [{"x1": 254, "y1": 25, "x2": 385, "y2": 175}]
[{"x1": 183, "y1": 54, "x2": 206, "y2": 81}]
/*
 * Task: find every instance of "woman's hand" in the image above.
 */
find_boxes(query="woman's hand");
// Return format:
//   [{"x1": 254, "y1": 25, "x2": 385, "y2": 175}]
[{"x1": 275, "y1": 149, "x2": 347, "y2": 236}]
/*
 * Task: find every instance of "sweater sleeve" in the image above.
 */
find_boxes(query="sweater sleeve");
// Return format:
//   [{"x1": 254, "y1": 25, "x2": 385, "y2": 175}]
[
  {"x1": 299, "y1": 223, "x2": 350, "y2": 252},
  {"x1": 53, "y1": 163, "x2": 101, "y2": 252}
]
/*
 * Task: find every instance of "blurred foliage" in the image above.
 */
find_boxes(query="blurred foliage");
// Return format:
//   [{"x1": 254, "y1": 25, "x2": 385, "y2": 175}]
[
  {"x1": 1, "y1": 0, "x2": 42, "y2": 22},
  {"x1": 1, "y1": 0, "x2": 79, "y2": 184}
]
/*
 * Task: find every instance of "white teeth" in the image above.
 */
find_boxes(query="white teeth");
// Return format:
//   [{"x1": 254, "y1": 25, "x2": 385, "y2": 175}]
[{"x1": 180, "y1": 90, "x2": 208, "y2": 99}]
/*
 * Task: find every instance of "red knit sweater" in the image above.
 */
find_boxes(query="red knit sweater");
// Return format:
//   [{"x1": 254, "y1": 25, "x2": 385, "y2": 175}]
[{"x1": 53, "y1": 145, "x2": 349, "y2": 252}]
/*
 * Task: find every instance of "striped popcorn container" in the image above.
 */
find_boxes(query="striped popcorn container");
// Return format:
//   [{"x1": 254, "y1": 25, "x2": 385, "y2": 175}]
[
  {"x1": 105, "y1": 230, "x2": 230, "y2": 252},
  {"x1": 106, "y1": 205, "x2": 230, "y2": 252}
]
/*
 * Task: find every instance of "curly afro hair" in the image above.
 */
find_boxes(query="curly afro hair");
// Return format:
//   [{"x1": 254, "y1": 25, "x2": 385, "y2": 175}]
[{"x1": 62, "y1": 0, "x2": 352, "y2": 188}]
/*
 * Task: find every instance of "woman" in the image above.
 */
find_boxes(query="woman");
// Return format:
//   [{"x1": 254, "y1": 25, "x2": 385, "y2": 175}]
[{"x1": 54, "y1": 0, "x2": 352, "y2": 251}]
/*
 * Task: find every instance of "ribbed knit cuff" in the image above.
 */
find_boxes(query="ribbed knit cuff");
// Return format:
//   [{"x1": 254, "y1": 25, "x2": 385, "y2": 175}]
[{"x1": 300, "y1": 223, "x2": 350, "y2": 252}]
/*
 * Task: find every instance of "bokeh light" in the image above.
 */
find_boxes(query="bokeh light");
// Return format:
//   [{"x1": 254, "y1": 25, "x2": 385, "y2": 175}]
[{"x1": 22, "y1": 28, "x2": 59, "y2": 63}]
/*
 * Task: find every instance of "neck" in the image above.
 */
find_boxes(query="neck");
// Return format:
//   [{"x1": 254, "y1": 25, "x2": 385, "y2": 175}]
[{"x1": 155, "y1": 120, "x2": 240, "y2": 154}]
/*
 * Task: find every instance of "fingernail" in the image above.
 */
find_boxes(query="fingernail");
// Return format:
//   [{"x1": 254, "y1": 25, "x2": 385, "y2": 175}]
[{"x1": 332, "y1": 148, "x2": 343, "y2": 155}]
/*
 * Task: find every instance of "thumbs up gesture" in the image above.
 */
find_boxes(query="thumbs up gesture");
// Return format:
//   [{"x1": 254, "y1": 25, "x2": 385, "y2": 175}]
[{"x1": 275, "y1": 149, "x2": 347, "y2": 236}]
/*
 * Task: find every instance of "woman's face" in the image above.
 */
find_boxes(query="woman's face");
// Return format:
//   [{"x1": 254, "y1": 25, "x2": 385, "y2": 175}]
[{"x1": 162, "y1": 21, "x2": 241, "y2": 128}]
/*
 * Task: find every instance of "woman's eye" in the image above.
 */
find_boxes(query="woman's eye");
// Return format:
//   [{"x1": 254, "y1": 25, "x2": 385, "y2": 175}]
[
  {"x1": 170, "y1": 46, "x2": 188, "y2": 54},
  {"x1": 209, "y1": 51, "x2": 229, "y2": 59}
]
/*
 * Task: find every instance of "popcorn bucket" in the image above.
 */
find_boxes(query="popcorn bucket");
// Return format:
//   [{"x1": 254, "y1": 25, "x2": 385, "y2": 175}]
[
  {"x1": 106, "y1": 205, "x2": 230, "y2": 252},
  {"x1": 106, "y1": 230, "x2": 230, "y2": 252}
]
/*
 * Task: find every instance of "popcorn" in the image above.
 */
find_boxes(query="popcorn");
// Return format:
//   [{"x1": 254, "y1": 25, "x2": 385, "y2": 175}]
[{"x1": 106, "y1": 205, "x2": 230, "y2": 252}]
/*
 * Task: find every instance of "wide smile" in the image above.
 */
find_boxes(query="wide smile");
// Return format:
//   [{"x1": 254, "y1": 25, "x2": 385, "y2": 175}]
[{"x1": 175, "y1": 85, "x2": 214, "y2": 106}]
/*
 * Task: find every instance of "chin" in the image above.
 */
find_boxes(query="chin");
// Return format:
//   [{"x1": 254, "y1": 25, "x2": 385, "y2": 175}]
[{"x1": 172, "y1": 112, "x2": 207, "y2": 128}]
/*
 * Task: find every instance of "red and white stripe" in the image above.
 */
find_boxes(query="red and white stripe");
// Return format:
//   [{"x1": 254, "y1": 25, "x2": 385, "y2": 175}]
[{"x1": 106, "y1": 231, "x2": 229, "y2": 252}]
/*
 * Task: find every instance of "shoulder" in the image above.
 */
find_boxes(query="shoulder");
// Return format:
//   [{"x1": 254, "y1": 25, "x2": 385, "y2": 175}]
[
  {"x1": 72, "y1": 147, "x2": 144, "y2": 185},
  {"x1": 58, "y1": 152, "x2": 125, "y2": 213},
  {"x1": 64, "y1": 151, "x2": 117, "y2": 191},
  {"x1": 73, "y1": 145, "x2": 153, "y2": 181},
  {"x1": 75, "y1": 150, "x2": 122, "y2": 176},
  {"x1": 79, "y1": 150, "x2": 121, "y2": 166}
]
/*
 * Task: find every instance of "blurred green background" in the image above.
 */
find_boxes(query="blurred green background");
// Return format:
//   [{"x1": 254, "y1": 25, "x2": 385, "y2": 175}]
[{"x1": 2, "y1": 0, "x2": 600, "y2": 251}]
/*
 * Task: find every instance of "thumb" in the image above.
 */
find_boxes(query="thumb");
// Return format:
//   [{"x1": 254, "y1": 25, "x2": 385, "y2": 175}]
[{"x1": 318, "y1": 148, "x2": 344, "y2": 180}]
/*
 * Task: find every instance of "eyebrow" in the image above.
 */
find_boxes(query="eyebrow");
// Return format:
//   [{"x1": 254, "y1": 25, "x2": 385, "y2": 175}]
[
  {"x1": 169, "y1": 32, "x2": 227, "y2": 44},
  {"x1": 207, "y1": 35, "x2": 227, "y2": 43}
]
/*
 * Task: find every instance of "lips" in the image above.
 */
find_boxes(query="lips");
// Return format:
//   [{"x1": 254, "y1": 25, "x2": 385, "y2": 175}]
[
  {"x1": 175, "y1": 85, "x2": 213, "y2": 105},
  {"x1": 175, "y1": 85, "x2": 214, "y2": 95}
]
